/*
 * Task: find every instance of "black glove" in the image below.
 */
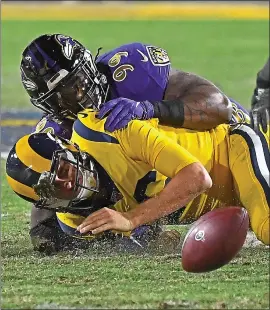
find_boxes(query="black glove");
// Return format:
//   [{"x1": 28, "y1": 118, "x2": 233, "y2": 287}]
[{"x1": 250, "y1": 88, "x2": 269, "y2": 133}]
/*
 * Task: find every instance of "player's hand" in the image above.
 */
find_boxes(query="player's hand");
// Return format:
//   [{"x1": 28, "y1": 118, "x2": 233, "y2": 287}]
[
  {"x1": 34, "y1": 115, "x2": 73, "y2": 140},
  {"x1": 76, "y1": 207, "x2": 133, "y2": 235},
  {"x1": 250, "y1": 88, "x2": 270, "y2": 133},
  {"x1": 96, "y1": 97, "x2": 154, "y2": 132}
]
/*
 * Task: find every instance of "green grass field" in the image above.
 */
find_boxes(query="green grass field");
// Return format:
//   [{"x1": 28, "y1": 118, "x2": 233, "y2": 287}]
[
  {"x1": 1, "y1": 20, "x2": 269, "y2": 309},
  {"x1": 1, "y1": 160, "x2": 269, "y2": 309}
]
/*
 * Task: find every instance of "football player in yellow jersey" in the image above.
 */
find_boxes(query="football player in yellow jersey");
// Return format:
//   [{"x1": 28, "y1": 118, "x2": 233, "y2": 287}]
[
  {"x1": 5, "y1": 131, "x2": 166, "y2": 252},
  {"x1": 21, "y1": 33, "x2": 256, "y2": 253},
  {"x1": 20, "y1": 33, "x2": 234, "y2": 253},
  {"x1": 73, "y1": 111, "x2": 269, "y2": 246},
  {"x1": 6, "y1": 109, "x2": 269, "y2": 246}
]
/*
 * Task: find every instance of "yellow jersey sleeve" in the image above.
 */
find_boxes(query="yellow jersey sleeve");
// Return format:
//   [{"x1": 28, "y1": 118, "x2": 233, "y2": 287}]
[
  {"x1": 115, "y1": 119, "x2": 199, "y2": 178},
  {"x1": 56, "y1": 212, "x2": 96, "y2": 240},
  {"x1": 56, "y1": 209, "x2": 131, "y2": 240}
]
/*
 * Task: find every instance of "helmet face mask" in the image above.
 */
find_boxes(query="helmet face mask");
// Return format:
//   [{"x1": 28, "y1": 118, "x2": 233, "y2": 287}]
[
  {"x1": 21, "y1": 34, "x2": 109, "y2": 119},
  {"x1": 33, "y1": 139, "x2": 100, "y2": 212},
  {"x1": 6, "y1": 132, "x2": 100, "y2": 212}
]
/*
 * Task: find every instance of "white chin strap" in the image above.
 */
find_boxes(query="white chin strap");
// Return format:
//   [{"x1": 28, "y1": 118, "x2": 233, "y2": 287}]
[{"x1": 76, "y1": 168, "x2": 97, "y2": 200}]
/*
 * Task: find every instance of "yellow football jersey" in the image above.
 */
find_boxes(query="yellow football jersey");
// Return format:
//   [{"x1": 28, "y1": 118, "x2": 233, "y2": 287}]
[
  {"x1": 70, "y1": 110, "x2": 235, "y2": 222},
  {"x1": 65, "y1": 110, "x2": 269, "y2": 244}
]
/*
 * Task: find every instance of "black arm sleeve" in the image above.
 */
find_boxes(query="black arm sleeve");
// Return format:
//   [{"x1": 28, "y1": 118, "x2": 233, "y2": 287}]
[
  {"x1": 151, "y1": 99, "x2": 185, "y2": 127},
  {"x1": 256, "y1": 58, "x2": 270, "y2": 89}
]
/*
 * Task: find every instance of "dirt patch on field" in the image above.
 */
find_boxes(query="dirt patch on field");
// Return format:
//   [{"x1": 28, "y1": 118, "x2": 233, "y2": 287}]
[{"x1": 243, "y1": 231, "x2": 265, "y2": 248}]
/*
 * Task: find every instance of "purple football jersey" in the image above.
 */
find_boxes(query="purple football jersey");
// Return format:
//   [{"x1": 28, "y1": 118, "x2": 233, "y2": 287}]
[
  {"x1": 97, "y1": 42, "x2": 171, "y2": 102},
  {"x1": 32, "y1": 43, "x2": 170, "y2": 138},
  {"x1": 33, "y1": 115, "x2": 73, "y2": 140}
]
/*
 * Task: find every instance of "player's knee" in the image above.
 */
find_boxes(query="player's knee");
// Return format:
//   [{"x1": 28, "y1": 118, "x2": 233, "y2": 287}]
[
  {"x1": 30, "y1": 223, "x2": 59, "y2": 254},
  {"x1": 29, "y1": 217, "x2": 72, "y2": 254}
]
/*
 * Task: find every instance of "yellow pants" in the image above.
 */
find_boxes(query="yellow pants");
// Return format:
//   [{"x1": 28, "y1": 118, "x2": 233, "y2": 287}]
[{"x1": 229, "y1": 124, "x2": 269, "y2": 244}]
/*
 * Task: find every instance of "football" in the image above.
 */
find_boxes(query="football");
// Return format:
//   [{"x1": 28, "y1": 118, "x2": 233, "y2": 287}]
[{"x1": 181, "y1": 206, "x2": 249, "y2": 273}]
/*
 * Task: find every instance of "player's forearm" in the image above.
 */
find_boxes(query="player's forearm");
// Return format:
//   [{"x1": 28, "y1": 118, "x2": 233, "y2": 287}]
[
  {"x1": 125, "y1": 163, "x2": 212, "y2": 229},
  {"x1": 152, "y1": 85, "x2": 232, "y2": 130},
  {"x1": 181, "y1": 86, "x2": 232, "y2": 130}
]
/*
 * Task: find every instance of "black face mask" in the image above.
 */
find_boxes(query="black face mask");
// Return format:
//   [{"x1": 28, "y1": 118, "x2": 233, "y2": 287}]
[
  {"x1": 53, "y1": 70, "x2": 103, "y2": 114},
  {"x1": 30, "y1": 55, "x2": 109, "y2": 119},
  {"x1": 33, "y1": 147, "x2": 100, "y2": 212}
]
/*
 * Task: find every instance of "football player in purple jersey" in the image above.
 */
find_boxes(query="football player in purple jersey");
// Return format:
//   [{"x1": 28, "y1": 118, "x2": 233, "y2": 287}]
[
  {"x1": 19, "y1": 34, "x2": 249, "y2": 253},
  {"x1": 21, "y1": 34, "x2": 234, "y2": 132}
]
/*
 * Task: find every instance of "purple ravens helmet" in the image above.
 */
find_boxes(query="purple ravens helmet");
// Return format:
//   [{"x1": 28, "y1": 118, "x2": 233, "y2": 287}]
[{"x1": 20, "y1": 34, "x2": 109, "y2": 118}]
